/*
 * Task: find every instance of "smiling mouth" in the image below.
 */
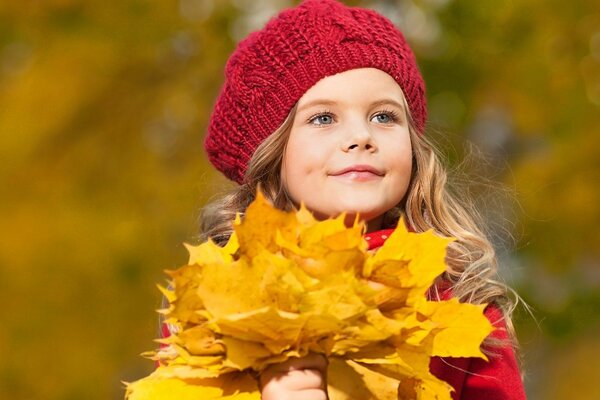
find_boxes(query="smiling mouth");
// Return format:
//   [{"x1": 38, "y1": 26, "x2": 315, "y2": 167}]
[
  {"x1": 335, "y1": 171, "x2": 381, "y2": 181},
  {"x1": 331, "y1": 165, "x2": 384, "y2": 176},
  {"x1": 330, "y1": 165, "x2": 384, "y2": 181}
]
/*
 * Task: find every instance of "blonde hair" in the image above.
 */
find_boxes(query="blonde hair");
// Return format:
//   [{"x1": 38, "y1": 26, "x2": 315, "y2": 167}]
[
  {"x1": 198, "y1": 103, "x2": 519, "y2": 352},
  {"x1": 198, "y1": 104, "x2": 297, "y2": 244}
]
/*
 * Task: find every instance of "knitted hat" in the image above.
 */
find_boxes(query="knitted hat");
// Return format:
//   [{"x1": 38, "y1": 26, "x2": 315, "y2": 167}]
[{"x1": 205, "y1": 0, "x2": 427, "y2": 184}]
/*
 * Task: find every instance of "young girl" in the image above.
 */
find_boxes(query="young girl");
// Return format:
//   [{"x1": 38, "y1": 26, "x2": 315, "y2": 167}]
[{"x1": 174, "y1": 0, "x2": 526, "y2": 398}]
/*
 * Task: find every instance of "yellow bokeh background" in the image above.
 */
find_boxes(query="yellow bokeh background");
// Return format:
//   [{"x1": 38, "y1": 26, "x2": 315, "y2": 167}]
[{"x1": 1, "y1": 1, "x2": 599, "y2": 399}]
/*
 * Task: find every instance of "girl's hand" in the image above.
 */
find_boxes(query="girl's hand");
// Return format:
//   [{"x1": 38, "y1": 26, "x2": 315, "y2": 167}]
[{"x1": 259, "y1": 353, "x2": 329, "y2": 400}]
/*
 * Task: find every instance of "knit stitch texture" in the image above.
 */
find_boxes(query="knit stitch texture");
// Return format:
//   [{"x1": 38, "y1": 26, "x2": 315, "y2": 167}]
[{"x1": 205, "y1": 0, "x2": 427, "y2": 183}]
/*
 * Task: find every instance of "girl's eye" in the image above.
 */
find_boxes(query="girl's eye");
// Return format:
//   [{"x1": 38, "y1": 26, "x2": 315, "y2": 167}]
[
  {"x1": 371, "y1": 109, "x2": 400, "y2": 124},
  {"x1": 307, "y1": 109, "x2": 400, "y2": 126},
  {"x1": 308, "y1": 112, "x2": 334, "y2": 126}
]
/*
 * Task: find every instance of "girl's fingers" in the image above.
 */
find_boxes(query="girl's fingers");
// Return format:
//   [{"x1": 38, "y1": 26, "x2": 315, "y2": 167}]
[
  {"x1": 259, "y1": 353, "x2": 329, "y2": 399},
  {"x1": 266, "y1": 353, "x2": 328, "y2": 373},
  {"x1": 266, "y1": 368, "x2": 325, "y2": 390},
  {"x1": 260, "y1": 353, "x2": 328, "y2": 388}
]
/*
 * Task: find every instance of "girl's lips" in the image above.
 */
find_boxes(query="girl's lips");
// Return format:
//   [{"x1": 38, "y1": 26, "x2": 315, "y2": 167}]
[
  {"x1": 329, "y1": 165, "x2": 384, "y2": 181},
  {"x1": 333, "y1": 171, "x2": 382, "y2": 181},
  {"x1": 330, "y1": 165, "x2": 384, "y2": 176}
]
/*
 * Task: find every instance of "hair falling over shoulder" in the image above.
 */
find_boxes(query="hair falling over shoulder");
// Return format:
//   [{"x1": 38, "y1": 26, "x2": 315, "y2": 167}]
[
  {"x1": 197, "y1": 104, "x2": 520, "y2": 353},
  {"x1": 198, "y1": 104, "x2": 297, "y2": 246},
  {"x1": 405, "y1": 132, "x2": 521, "y2": 353}
]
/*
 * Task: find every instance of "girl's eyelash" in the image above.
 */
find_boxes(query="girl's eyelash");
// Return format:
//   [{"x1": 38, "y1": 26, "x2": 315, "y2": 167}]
[
  {"x1": 307, "y1": 109, "x2": 334, "y2": 124},
  {"x1": 375, "y1": 108, "x2": 401, "y2": 122},
  {"x1": 306, "y1": 108, "x2": 402, "y2": 124}
]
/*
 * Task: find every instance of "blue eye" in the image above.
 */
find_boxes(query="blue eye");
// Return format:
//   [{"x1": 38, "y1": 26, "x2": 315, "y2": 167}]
[
  {"x1": 371, "y1": 109, "x2": 400, "y2": 124},
  {"x1": 308, "y1": 111, "x2": 334, "y2": 126},
  {"x1": 307, "y1": 109, "x2": 401, "y2": 126}
]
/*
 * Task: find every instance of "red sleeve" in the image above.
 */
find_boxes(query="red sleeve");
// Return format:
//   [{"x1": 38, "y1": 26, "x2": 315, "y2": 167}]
[
  {"x1": 160, "y1": 321, "x2": 171, "y2": 341},
  {"x1": 430, "y1": 306, "x2": 526, "y2": 399},
  {"x1": 154, "y1": 322, "x2": 172, "y2": 369}
]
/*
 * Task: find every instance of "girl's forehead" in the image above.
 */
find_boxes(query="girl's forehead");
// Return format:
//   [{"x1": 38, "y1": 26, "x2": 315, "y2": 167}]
[{"x1": 297, "y1": 68, "x2": 407, "y2": 108}]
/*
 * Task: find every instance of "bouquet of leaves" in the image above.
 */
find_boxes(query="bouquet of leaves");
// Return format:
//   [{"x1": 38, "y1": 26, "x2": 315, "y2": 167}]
[{"x1": 124, "y1": 192, "x2": 493, "y2": 400}]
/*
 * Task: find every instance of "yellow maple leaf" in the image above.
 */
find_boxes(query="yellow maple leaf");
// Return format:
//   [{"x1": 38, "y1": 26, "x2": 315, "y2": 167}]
[
  {"x1": 365, "y1": 225, "x2": 453, "y2": 306},
  {"x1": 166, "y1": 264, "x2": 207, "y2": 325},
  {"x1": 355, "y1": 345, "x2": 454, "y2": 400},
  {"x1": 173, "y1": 325, "x2": 225, "y2": 356},
  {"x1": 125, "y1": 369, "x2": 260, "y2": 400},
  {"x1": 328, "y1": 358, "x2": 399, "y2": 400},
  {"x1": 184, "y1": 238, "x2": 234, "y2": 266},
  {"x1": 234, "y1": 190, "x2": 298, "y2": 259},
  {"x1": 125, "y1": 191, "x2": 493, "y2": 400},
  {"x1": 298, "y1": 270, "x2": 370, "y2": 319},
  {"x1": 221, "y1": 337, "x2": 272, "y2": 370},
  {"x1": 416, "y1": 298, "x2": 494, "y2": 359}
]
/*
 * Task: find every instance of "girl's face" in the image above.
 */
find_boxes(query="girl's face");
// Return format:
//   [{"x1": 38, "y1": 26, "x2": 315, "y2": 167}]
[{"x1": 281, "y1": 68, "x2": 413, "y2": 231}]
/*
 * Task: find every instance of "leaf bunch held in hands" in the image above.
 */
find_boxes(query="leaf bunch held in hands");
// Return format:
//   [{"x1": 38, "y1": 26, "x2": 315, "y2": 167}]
[{"x1": 125, "y1": 191, "x2": 493, "y2": 400}]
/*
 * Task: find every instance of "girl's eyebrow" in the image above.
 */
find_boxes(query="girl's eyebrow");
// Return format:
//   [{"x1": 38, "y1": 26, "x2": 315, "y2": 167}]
[
  {"x1": 297, "y1": 98, "x2": 405, "y2": 112},
  {"x1": 297, "y1": 99, "x2": 337, "y2": 112},
  {"x1": 370, "y1": 99, "x2": 405, "y2": 111}
]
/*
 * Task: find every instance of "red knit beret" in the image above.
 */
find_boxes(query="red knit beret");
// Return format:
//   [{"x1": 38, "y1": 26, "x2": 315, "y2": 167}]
[{"x1": 205, "y1": 0, "x2": 427, "y2": 184}]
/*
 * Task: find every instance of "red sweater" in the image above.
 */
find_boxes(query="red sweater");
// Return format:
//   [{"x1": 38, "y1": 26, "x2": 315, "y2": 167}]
[{"x1": 366, "y1": 229, "x2": 526, "y2": 400}]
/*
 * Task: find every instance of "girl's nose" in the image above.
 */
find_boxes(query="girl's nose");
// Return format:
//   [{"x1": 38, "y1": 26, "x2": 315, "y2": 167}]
[{"x1": 341, "y1": 123, "x2": 377, "y2": 152}]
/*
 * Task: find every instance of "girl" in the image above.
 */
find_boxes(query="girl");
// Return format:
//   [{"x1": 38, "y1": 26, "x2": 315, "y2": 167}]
[{"x1": 172, "y1": 0, "x2": 526, "y2": 398}]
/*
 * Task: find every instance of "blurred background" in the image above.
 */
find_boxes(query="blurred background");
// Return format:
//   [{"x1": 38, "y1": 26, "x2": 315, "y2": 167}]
[{"x1": 1, "y1": 0, "x2": 598, "y2": 398}]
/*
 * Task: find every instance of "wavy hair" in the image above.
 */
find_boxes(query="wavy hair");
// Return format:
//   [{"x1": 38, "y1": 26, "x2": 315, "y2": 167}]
[{"x1": 197, "y1": 102, "x2": 519, "y2": 351}]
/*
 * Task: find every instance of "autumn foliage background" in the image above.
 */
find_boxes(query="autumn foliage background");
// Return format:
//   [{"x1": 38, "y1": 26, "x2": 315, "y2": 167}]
[{"x1": 1, "y1": 0, "x2": 599, "y2": 399}]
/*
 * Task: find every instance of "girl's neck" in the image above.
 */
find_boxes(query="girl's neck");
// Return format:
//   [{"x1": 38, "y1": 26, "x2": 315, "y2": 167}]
[
  {"x1": 365, "y1": 215, "x2": 384, "y2": 233},
  {"x1": 342, "y1": 214, "x2": 384, "y2": 233}
]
